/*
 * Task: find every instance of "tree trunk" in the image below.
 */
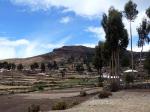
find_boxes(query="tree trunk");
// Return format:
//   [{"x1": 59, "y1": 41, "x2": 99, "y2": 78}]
[
  {"x1": 140, "y1": 45, "x2": 143, "y2": 66},
  {"x1": 130, "y1": 21, "x2": 134, "y2": 74}
]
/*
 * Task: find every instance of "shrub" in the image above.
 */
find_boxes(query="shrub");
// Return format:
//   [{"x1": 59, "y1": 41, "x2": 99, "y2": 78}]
[
  {"x1": 80, "y1": 90, "x2": 87, "y2": 97},
  {"x1": 52, "y1": 101, "x2": 67, "y2": 110},
  {"x1": 28, "y1": 104, "x2": 40, "y2": 112},
  {"x1": 71, "y1": 101, "x2": 79, "y2": 106},
  {"x1": 110, "y1": 81, "x2": 120, "y2": 92},
  {"x1": 98, "y1": 91, "x2": 112, "y2": 99},
  {"x1": 68, "y1": 76, "x2": 76, "y2": 79},
  {"x1": 125, "y1": 73, "x2": 134, "y2": 84},
  {"x1": 97, "y1": 77, "x2": 104, "y2": 87}
]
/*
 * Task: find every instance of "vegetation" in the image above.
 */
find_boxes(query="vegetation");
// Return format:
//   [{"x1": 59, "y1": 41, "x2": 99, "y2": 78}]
[
  {"x1": 30, "y1": 62, "x2": 39, "y2": 70},
  {"x1": 109, "y1": 81, "x2": 120, "y2": 92},
  {"x1": 144, "y1": 51, "x2": 150, "y2": 74},
  {"x1": 28, "y1": 104, "x2": 40, "y2": 112},
  {"x1": 125, "y1": 73, "x2": 134, "y2": 84},
  {"x1": 93, "y1": 41, "x2": 104, "y2": 78},
  {"x1": 76, "y1": 64, "x2": 84, "y2": 73},
  {"x1": 124, "y1": 0, "x2": 138, "y2": 74},
  {"x1": 80, "y1": 90, "x2": 87, "y2": 97},
  {"x1": 40, "y1": 63, "x2": 45, "y2": 72},
  {"x1": 102, "y1": 7, "x2": 128, "y2": 82},
  {"x1": 17, "y1": 64, "x2": 23, "y2": 71},
  {"x1": 98, "y1": 91, "x2": 112, "y2": 99},
  {"x1": 52, "y1": 101, "x2": 67, "y2": 110},
  {"x1": 137, "y1": 19, "x2": 150, "y2": 65}
]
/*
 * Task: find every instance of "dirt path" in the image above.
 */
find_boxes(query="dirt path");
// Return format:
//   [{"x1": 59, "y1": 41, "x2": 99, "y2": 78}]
[
  {"x1": 51, "y1": 90, "x2": 150, "y2": 112},
  {"x1": 0, "y1": 87, "x2": 101, "y2": 112},
  {"x1": 17, "y1": 87, "x2": 101, "y2": 99}
]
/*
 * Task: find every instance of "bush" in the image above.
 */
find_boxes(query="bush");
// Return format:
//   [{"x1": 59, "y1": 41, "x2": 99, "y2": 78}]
[
  {"x1": 110, "y1": 81, "x2": 120, "y2": 92},
  {"x1": 80, "y1": 90, "x2": 87, "y2": 97},
  {"x1": 71, "y1": 101, "x2": 79, "y2": 106},
  {"x1": 98, "y1": 91, "x2": 112, "y2": 99},
  {"x1": 125, "y1": 73, "x2": 134, "y2": 84},
  {"x1": 28, "y1": 104, "x2": 40, "y2": 112},
  {"x1": 98, "y1": 77, "x2": 104, "y2": 87},
  {"x1": 68, "y1": 76, "x2": 76, "y2": 79},
  {"x1": 52, "y1": 101, "x2": 67, "y2": 110},
  {"x1": 32, "y1": 81, "x2": 46, "y2": 91}
]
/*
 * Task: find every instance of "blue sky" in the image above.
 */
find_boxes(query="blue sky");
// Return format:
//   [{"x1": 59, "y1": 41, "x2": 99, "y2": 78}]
[{"x1": 0, "y1": 0, "x2": 150, "y2": 59}]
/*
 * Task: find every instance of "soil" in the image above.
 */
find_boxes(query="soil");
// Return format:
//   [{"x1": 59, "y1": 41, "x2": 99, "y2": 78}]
[
  {"x1": 0, "y1": 87, "x2": 100, "y2": 112},
  {"x1": 53, "y1": 89, "x2": 150, "y2": 112}
]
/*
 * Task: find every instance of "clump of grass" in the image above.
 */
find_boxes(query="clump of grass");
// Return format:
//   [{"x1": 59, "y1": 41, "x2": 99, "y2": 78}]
[
  {"x1": 98, "y1": 91, "x2": 112, "y2": 99},
  {"x1": 52, "y1": 101, "x2": 67, "y2": 110},
  {"x1": 28, "y1": 104, "x2": 40, "y2": 112},
  {"x1": 80, "y1": 90, "x2": 87, "y2": 97},
  {"x1": 32, "y1": 81, "x2": 46, "y2": 91},
  {"x1": 71, "y1": 101, "x2": 79, "y2": 106}
]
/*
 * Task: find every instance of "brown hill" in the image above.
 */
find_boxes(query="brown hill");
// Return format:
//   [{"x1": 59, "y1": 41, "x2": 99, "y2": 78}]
[
  {"x1": 1, "y1": 45, "x2": 149, "y2": 66},
  {"x1": 1, "y1": 46, "x2": 95, "y2": 65}
]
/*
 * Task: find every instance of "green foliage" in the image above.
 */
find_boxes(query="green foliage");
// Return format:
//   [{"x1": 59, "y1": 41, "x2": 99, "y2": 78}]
[
  {"x1": 40, "y1": 63, "x2": 45, "y2": 72},
  {"x1": 110, "y1": 81, "x2": 120, "y2": 92},
  {"x1": 146, "y1": 7, "x2": 150, "y2": 18},
  {"x1": 98, "y1": 77, "x2": 104, "y2": 87},
  {"x1": 93, "y1": 41, "x2": 104, "y2": 75},
  {"x1": 98, "y1": 91, "x2": 112, "y2": 99},
  {"x1": 33, "y1": 81, "x2": 46, "y2": 91},
  {"x1": 17, "y1": 64, "x2": 23, "y2": 71},
  {"x1": 76, "y1": 64, "x2": 84, "y2": 72},
  {"x1": 144, "y1": 51, "x2": 150, "y2": 74},
  {"x1": 80, "y1": 90, "x2": 87, "y2": 97},
  {"x1": 0, "y1": 62, "x2": 16, "y2": 70},
  {"x1": 71, "y1": 101, "x2": 79, "y2": 106},
  {"x1": 137, "y1": 18, "x2": 150, "y2": 48},
  {"x1": 124, "y1": 0, "x2": 138, "y2": 21},
  {"x1": 121, "y1": 55, "x2": 130, "y2": 67},
  {"x1": 28, "y1": 104, "x2": 40, "y2": 112},
  {"x1": 30, "y1": 62, "x2": 39, "y2": 70},
  {"x1": 125, "y1": 73, "x2": 134, "y2": 84},
  {"x1": 102, "y1": 7, "x2": 129, "y2": 78},
  {"x1": 52, "y1": 101, "x2": 67, "y2": 110}
]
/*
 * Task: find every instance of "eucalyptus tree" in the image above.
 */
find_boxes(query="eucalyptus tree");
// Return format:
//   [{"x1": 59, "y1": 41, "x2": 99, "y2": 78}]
[
  {"x1": 146, "y1": 7, "x2": 150, "y2": 19},
  {"x1": 93, "y1": 41, "x2": 104, "y2": 78},
  {"x1": 124, "y1": 0, "x2": 138, "y2": 73},
  {"x1": 137, "y1": 18, "x2": 150, "y2": 65},
  {"x1": 102, "y1": 7, "x2": 128, "y2": 79}
]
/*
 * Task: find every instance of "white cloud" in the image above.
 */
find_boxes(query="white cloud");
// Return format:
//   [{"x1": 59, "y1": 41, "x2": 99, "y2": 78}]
[
  {"x1": 0, "y1": 38, "x2": 29, "y2": 47},
  {"x1": 123, "y1": 11, "x2": 148, "y2": 38},
  {"x1": 10, "y1": 0, "x2": 150, "y2": 17},
  {"x1": 42, "y1": 35, "x2": 72, "y2": 49},
  {"x1": 127, "y1": 44, "x2": 150, "y2": 52},
  {"x1": 0, "y1": 38, "x2": 29, "y2": 59},
  {"x1": 86, "y1": 26, "x2": 105, "y2": 40},
  {"x1": 60, "y1": 16, "x2": 71, "y2": 24}
]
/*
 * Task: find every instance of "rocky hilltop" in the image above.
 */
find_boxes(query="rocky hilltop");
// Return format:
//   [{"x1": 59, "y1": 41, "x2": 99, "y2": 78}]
[
  {"x1": 1, "y1": 45, "x2": 148, "y2": 65},
  {"x1": 1, "y1": 46, "x2": 95, "y2": 65}
]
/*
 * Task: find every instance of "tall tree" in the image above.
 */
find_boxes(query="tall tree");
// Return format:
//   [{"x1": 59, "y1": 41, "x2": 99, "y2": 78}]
[
  {"x1": 144, "y1": 51, "x2": 150, "y2": 75},
  {"x1": 146, "y1": 7, "x2": 150, "y2": 19},
  {"x1": 17, "y1": 64, "x2": 23, "y2": 71},
  {"x1": 137, "y1": 18, "x2": 150, "y2": 65},
  {"x1": 40, "y1": 63, "x2": 45, "y2": 72},
  {"x1": 102, "y1": 7, "x2": 128, "y2": 80},
  {"x1": 124, "y1": 0, "x2": 138, "y2": 73},
  {"x1": 93, "y1": 41, "x2": 104, "y2": 78}
]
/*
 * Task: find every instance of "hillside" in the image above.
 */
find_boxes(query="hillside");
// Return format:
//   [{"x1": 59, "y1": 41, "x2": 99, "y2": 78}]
[
  {"x1": 1, "y1": 45, "x2": 149, "y2": 65},
  {"x1": 1, "y1": 46, "x2": 95, "y2": 65}
]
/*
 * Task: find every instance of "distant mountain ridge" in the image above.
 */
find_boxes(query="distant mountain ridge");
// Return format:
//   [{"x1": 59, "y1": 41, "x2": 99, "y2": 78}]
[
  {"x1": 1, "y1": 45, "x2": 149, "y2": 65},
  {"x1": 1, "y1": 46, "x2": 95, "y2": 65}
]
